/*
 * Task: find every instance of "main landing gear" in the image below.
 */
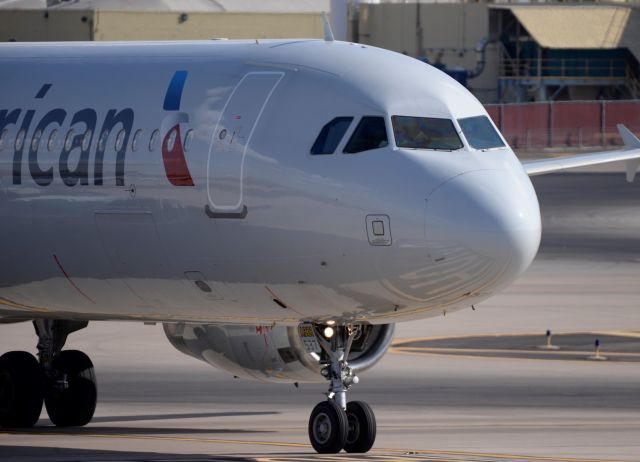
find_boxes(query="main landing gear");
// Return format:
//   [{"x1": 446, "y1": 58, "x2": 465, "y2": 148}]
[
  {"x1": 308, "y1": 325, "x2": 377, "y2": 454},
  {"x1": 0, "y1": 320, "x2": 97, "y2": 428}
]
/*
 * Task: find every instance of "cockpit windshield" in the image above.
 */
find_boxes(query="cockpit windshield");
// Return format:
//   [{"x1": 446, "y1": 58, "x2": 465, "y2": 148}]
[
  {"x1": 457, "y1": 116, "x2": 505, "y2": 150},
  {"x1": 391, "y1": 116, "x2": 464, "y2": 151}
]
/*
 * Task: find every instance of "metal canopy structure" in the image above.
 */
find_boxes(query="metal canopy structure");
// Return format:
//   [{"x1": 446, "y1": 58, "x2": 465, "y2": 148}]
[{"x1": 492, "y1": 4, "x2": 640, "y2": 102}]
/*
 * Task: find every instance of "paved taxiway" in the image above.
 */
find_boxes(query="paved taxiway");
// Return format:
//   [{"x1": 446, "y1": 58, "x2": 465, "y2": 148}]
[{"x1": 1, "y1": 171, "x2": 640, "y2": 462}]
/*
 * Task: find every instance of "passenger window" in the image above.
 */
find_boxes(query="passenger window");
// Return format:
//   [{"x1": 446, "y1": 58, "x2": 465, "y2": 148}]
[
  {"x1": 184, "y1": 129, "x2": 194, "y2": 152},
  {"x1": 131, "y1": 129, "x2": 143, "y2": 152},
  {"x1": 311, "y1": 117, "x2": 353, "y2": 155},
  {"x1": 82, "y1": 130, "x2": 92, "y2": 151},
  {"x1": 115, "y1": 129, "x2": 125, "y2": 151},
  {"x1": 97, "y1": 130, "x2": 108, "y2": 152},
  {"x1": 166, "y1": 127, "x2": 177, "y2": 151},
  {"x1": 64, "y1": 129, "x2": 74, "y2": 151},
  {"x1": 344, "y1": 117, "x2": 388, "y2": 154},
  {"x1": 31, "y1": 129, "x2": 42, "y2": 152},
  {"x1": 0, "y1": 129, "x2": 7, "y2": 150},
  {"x1": 149, "y1": 129, "x2": 159, "y2": 151},
  {"x1": 48, "y1": 129, "x2": 58, "y2": 151},
  {"x1": 15, "y1": 129, "x2": 26, "y2": 151}
]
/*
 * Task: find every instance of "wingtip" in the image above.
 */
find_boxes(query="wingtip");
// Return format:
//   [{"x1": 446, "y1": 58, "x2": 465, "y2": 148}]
[
  {"x1": 618, "y1": 125, "x2": 640, "y2": 182},
  {"x1": 617, "y1": 124, "x2": 640, "y2": 148}
]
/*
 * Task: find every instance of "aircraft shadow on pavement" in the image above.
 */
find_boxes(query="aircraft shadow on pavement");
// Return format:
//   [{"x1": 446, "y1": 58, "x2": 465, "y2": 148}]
[
  {"x1": 87, "y1": 410, "x2": 280, "y2": 423},
  {"x1": 7, "y1": 425, "x2": 275, "y2": 436},
  {"x1": 0, "y1": 445, "x2": 257, "y2": 461}
]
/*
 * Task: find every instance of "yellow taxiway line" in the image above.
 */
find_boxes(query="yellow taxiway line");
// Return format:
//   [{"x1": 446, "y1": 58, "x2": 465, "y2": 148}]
[{"x1": 0, "y1": 430, "x2": 630, "y2": 462}]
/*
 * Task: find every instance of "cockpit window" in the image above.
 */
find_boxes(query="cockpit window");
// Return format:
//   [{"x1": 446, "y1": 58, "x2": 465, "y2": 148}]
[
  {"x1": 392, "y1": 116, "x2": 463, "y2": 151},
  {"x1": 311, "y1": 117, "x2": 353, "y2": 155},
  {"x1": 458, "y1": 115, "x2": 505, "y2": 150},
  {"x1": 344, "y1": 116, "x2": 388, "y2": 154}
]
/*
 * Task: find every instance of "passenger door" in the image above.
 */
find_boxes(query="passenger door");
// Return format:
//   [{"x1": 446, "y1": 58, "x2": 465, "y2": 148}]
[{"x1": 206, "y1": 72, "x2": 284, "y2": 217}]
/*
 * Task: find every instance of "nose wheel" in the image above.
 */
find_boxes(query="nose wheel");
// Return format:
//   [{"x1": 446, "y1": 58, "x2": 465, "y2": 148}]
[
  {"x1": 307, "y1": 325, "x2": 377, "y2": 453},
  {"x1": 309, "y1": 400, "x2": 347, "y2": 453},
  {"x1": 344, "y1": 400, "x2": 376, "y2": 453}
]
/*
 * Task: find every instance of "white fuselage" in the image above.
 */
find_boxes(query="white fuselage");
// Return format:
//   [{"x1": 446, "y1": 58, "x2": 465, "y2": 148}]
[{"x1": 0, "y1": 40, "x2": 541, "y2": 325}]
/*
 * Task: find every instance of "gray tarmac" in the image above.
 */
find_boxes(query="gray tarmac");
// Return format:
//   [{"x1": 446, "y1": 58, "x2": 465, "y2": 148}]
[{"x1": 1, "y1": 170, "x2": 640, "y2": 462}]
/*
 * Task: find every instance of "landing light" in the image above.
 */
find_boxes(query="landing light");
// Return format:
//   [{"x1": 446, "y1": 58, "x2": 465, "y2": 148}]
[{"x1": 323, "y1": 326, "x2": 335, "y2": 339}]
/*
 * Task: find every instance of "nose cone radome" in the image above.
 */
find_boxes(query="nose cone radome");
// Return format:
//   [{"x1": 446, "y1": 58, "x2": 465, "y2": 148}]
[{"x1": 425, "y1": 170, "x2": 541, "y2": 289}]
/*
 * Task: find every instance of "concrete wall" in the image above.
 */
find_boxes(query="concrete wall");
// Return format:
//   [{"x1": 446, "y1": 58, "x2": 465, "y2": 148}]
[
  {"x1": 0, "y1": 9, "x2": 93, "y2": 41},
  {"x1": 358, "y1": 2, "x2": 500, "y2": 103},
  {"x1": 93, "y1": 11, "x2": 324, "y2": 41},
  {"x1": 0, "y1": 9, "x2": 324, "y2": 42}
]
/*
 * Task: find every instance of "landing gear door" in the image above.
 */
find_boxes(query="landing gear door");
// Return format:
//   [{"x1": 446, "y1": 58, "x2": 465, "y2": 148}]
[{"x1": 206, "y1": 72, "x2": 284, "y2": 217}]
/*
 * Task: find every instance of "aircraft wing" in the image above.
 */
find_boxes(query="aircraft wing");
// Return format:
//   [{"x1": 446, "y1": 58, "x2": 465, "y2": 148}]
[{"x1": 522, "y1": 125, "x2": 640, "y2": 182}]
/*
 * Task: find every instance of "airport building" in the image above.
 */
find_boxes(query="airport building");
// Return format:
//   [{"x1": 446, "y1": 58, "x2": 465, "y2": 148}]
[
  {"x1": 1, "y1": 0, "x2": 638, "y2": 150},
  {"x1": 358, "y1": 1, "x2": 640, "y2": 103},
  {"x1": 2, "y1": 0, "x2": 639, "y2": 104},
  {"x1": 0, "y1": 0, "x2": 329, "y2": 41}
]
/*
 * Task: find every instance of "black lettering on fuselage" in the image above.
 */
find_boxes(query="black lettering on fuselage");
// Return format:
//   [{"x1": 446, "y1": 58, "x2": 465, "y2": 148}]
[
  {"x1": 0, "y1": 109, "x2": 20, "y2": 133},
  {"x1": 0, "y1": 110, "x2": 21, "y2": 181},
  {"x1": 28, "y1": 108, "x2": 66, "y2": 186},
  {"x1": 4, "y1": 84, "x2": 137, "y2": 187},
  {"x1": 94, "y1": 108, "x2": 133, "y2": 186},
  {"x1": 59, "y1": 108, "x2": 96, "y2": 187},
  {"x1": 12, "y1": 109, "x2": 35, "y2": 185}
]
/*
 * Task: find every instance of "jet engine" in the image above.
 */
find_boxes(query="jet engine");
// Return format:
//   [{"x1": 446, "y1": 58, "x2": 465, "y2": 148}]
[{"x1": 163, "y1": 322, "x2": 394, "y2": 383}]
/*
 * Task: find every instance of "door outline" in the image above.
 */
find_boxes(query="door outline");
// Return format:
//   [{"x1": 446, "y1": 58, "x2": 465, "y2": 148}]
[{"x1": 206, "y1": 71, "x2": 284, "y2": 218}]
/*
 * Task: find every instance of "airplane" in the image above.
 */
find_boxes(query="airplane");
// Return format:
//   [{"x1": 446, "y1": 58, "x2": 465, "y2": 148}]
[{"x1": 1, "y1": 25, "x2": 640, "y2": 454}]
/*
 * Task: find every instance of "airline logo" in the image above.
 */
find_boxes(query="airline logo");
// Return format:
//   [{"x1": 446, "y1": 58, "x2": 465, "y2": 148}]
[
  {"x1": 1, "y1": 71, "x2": 194, "y2": 187},
  {"x1": 161, "y1": 71, "x2": 194, "y2": 187}
]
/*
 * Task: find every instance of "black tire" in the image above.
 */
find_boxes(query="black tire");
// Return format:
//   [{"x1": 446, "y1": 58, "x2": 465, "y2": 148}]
[
  {"x1": 0, "y1": 351, "x2": 44, "y2": 428},
  {"x1": 344, "y1": 400, "x2": 376, "y2": 453},
  {"x1": 308, "y1": 400, "x2": 348, "y2": 453},
  {"x1": 44, "y1": 350, "x2": 97, "y2": 427}
]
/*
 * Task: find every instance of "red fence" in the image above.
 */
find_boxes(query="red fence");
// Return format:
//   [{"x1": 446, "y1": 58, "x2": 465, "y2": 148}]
[{"x1": 484, "y1": 100, "x2": 640, "y2": 150}]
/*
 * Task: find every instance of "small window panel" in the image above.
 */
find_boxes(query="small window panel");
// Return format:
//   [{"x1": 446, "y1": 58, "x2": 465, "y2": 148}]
[
  {"x1": 166, "y1": 127, "x2": 177, "y2": 151},
  {"x1": 132, "y1": 129, "x2": 143, "y2": 152},
  {"x1": 149, "y1": 129, "x2": 159, "y2": 151},
  {"x1": 344, "y1": 117, "x2": 388, "y2": 154},
  {"x1": 458, "y1": 115, "x2": 505, "y2": 150},
  {"x1": 64, "y1": 129, "x2": 74, "y2": 151},
  {"x1": 97, "y1": 130, "x2": 108, "y2": 152},
  {"x1": 184, "y1": 129, "x2": 195, "y2": 152},
  {"x1": 15, "y1": 129, "x2": 26, "y2": 151},
  {"x1": 115, "y1": 129, "x2": 125, "y2": 151},
  {"x1": 366, "y1": 214, "x2": 391, "y2": 246},
  {"x1": 372, "y1": 220, "x2": 385, "y2": 236},
  {"x1": 82, "y1": 130, "x2": 92, "y2": 151},
  {"x1": 311, "y1": 117, "x2": 353, "y2": 155},
  {"x1": 392, "y1": 116, "x2": 463, "y2": 151},
  {"x1": 31, "y1": 129, "x2": 42, "y2": 152},
  {"x1": 0, "y1": 129, "x2": 7, "y2": 150},
  {"x1": 48, "y1": 129, "x2": 58, "y2": 151}
]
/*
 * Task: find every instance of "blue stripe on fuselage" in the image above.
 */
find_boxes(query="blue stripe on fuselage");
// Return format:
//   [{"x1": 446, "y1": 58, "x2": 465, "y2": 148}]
[{"x1": 163, "y1": 71, "x2": 188, "y2": 111}]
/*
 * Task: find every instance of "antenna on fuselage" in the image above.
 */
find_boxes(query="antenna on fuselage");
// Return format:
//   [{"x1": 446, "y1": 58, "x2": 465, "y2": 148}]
[{"x1": 322, "y1": 12, "x2": 335, "y2": 42}]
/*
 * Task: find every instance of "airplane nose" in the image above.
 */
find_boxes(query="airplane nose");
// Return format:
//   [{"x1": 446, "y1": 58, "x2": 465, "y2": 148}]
[{"x1": 425, "y1": 170, "x2": 541, "y2": 285}]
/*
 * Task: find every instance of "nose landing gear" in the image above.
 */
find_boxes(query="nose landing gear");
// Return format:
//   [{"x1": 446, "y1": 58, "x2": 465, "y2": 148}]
[
  {"x1": 0, "y1": 319, "x2": 96, "y2": 429},
  {"x1": 308, "y1": 325, "x2": 377, "y2": 454}
]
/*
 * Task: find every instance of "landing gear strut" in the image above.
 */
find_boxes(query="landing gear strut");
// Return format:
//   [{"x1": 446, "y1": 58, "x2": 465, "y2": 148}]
[
  {"x1": 0, "y1": 319, "x2": 96, "y2": 428},
  {"x1": 308, "y1": 325, "x2": 377, "y2": 454}
]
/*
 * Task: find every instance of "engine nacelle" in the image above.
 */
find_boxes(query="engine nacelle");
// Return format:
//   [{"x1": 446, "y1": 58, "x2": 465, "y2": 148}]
[{"x1": 163, "y1": 323, "x2": 395, "y2": 383}]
